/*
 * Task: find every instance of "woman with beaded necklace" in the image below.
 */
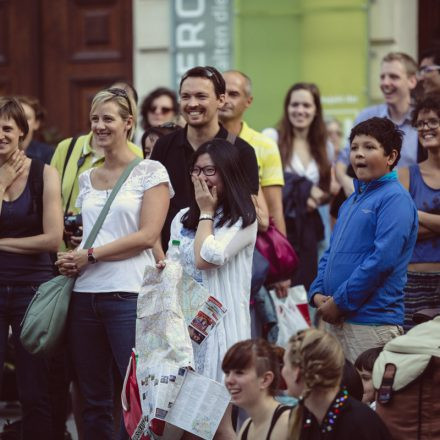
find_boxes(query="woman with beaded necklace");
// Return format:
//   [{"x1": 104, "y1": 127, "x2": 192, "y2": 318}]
[{"x1": 281, "y1": 329, "x2": 390, "y2": 439}]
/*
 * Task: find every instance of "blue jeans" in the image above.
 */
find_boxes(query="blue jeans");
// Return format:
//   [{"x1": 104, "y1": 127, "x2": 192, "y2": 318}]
[
  {"x1": 0, "y1": 284, "x2": 53, "y2": 439},
  {"x1": 68, "y1": 291, "x2": 137, "y2": 440}
]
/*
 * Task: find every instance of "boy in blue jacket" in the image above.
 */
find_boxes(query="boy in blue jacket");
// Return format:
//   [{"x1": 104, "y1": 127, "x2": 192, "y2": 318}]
[{"x1": 309, "y1": 117, "x2": 418, "y2": 362}]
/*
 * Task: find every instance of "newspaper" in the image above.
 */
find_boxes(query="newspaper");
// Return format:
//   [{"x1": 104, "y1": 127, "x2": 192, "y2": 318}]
[
  {"x1": 165, "y1": 370, "x2": 231, "y2": 440},
  {"x1": 188, "y1": 296, "x2": 227, "y2": 345}
]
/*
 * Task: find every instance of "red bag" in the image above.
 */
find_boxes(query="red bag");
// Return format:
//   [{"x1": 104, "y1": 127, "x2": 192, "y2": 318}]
[
  {"x1": 256, "y1": 218, "x2": 299, "y2": 285},
  {"x1": 121, "y1": 350, "x2": 150, "y2": 440}
]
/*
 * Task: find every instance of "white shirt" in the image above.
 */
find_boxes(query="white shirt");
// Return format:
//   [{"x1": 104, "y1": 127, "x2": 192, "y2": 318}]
[
  {"x1": 170, "y1": 208, "x2": 257, "y2": 382},
  {"x1": 262, "y1": 127, "x2": 334, "y2": 185},
  {"x1": 74, "y1": 159, "x2": 173, "y2": 293}
]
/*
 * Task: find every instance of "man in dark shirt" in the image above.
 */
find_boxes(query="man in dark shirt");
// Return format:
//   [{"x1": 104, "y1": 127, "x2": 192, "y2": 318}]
[{"x1": 151, "y1": 66, "x2": 259, "y2": 248}]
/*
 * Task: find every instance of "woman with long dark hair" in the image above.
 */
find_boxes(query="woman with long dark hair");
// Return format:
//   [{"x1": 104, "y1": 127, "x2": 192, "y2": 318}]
[
  {"x1": 139, "y1": 87, "x2": 179, "y2": 131},
  {"x1": 166, "y1": 138, "x2": 257, "y2": 439},
  {"x1": 264, "y1": 83, "x2": 332, "y2": 289}
]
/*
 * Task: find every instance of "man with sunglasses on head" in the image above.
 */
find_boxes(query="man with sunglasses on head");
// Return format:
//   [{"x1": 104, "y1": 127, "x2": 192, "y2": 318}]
[
  {"x1": 418, "y1": 48, "x2": 440, "y2": 94},
  {"x1": 335, "y1": 52, "x2": 420, "y2": 198},
  {"x1": 151, "y1": 66, "x2": 259, "y2": 249}
]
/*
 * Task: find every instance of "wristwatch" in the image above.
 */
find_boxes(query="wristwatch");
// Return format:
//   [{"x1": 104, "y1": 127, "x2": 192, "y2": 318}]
[{"x1": 87, "y1": 248, "x2": 98, "y2": 264}]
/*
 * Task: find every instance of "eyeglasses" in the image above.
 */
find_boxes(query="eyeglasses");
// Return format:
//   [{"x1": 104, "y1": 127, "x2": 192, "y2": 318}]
[
  {"x1": 415, "y1": 118, "x2": 440, "y2": 130},
  {"x1": 149, "y1": 105, "x2": 173, "y2": 115},
  {"x1": 417, "y1": 65, "x2": 440, "y2": 77},
  {"x1": 190, "y1": 165, "x2": 217, "y2": 176},
  {"x1": 108, "y1": 88, "x2": 133, "y2": 116}
]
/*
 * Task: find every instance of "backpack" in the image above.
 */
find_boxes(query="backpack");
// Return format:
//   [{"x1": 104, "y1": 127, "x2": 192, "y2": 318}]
[{"x1": 373, "y1": 315, "x2": 440, "y2": 439}]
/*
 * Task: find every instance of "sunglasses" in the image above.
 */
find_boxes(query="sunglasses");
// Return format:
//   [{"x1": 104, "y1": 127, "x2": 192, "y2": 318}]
[
  {"x1": 108, "y1": 88, "x2": 133, "y2": 116},
  {"x1": 149, "y1": 105, "x2": 173, "y2": 115},
  {"x1": 180, "y1": 67, "x2": 224, "y2": 95}
]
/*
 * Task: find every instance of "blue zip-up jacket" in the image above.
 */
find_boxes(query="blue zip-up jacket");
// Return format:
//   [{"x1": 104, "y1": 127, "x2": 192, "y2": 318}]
[{"x1": 308, "y1": 175, "x2": 418, "y2": 325}]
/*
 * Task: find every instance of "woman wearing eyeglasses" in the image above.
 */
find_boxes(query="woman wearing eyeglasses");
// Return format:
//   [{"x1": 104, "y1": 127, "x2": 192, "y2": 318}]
[
  {"x1": 56, "y1": 88, "x2": 173, "y2": 439},
  {"x1": 140, "y1": 87, "x2": 179, "y2": 131},
  {"x1": 161, "y1": 138, "x2": 257, "y2": 439},
  {"x1": 398, "y1": 94, "x2": 440, "y2": 331}
]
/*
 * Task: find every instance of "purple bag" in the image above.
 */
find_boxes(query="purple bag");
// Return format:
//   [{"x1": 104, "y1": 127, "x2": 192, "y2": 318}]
[{"x1": 256, "y1": 218, "x2": 299, "y2": 285}]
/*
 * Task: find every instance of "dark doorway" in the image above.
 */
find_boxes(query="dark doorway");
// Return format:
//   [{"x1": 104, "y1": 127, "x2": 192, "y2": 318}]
[{"x1": 0, "y1": 0, "x2": 133, "y2": 142}]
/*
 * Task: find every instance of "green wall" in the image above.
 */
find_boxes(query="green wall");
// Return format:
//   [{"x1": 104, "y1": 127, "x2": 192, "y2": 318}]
[{"x1": 234, "y1": 0, "x2": 369, "y2": 132}]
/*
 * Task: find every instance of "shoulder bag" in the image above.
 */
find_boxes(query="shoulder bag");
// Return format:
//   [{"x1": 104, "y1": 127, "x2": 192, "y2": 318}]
[
  {"x1": 255, "y1": 218, "x2": 299, "y2": 285},
  {"x1": 20, "y1": 157, "x2": 142, "y2": 356}
]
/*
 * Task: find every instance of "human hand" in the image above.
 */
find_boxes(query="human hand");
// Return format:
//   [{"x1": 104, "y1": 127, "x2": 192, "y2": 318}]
[
  {"x1": 0, "y1": 150, "x2": 25, "y2": 190},
  {"x1": 192, "y1": 175, "x2": 217, "y2": 215},
  {"x1": 310, "y1": 185, "x2": 325, "y2": 204},
  {"x1": 156, "y1": 260, "x2": 166, "y2": 270},
  {"x1": 70, "y1": 226, "x2": 83, "y2": 247},
  {"x1": 318, "y1": 297, "x2": 343, "y2": 325},
  {"x1": 313, "y1": 293, "x2": 330, "y2": 308},
  {"x1": 307, "y1": 197, "x2": 317, "y2": 212},
  {"x1": 273, "y1": 279, "x2": 291, "y2": 298},
  {"x1": 55, "y1": 252, "x2": 80, "y2": 277}
]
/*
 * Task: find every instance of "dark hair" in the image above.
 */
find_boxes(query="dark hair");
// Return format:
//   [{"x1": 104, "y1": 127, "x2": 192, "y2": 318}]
[
  {"x1": 349, "y1": 117, "x2": 403, "y2": 170},
  {"x1": 140, "y1": 87, "x2": 179, "y2": 131},
  {"x1": 16, "y1": 95, "x2": 46, "y2": 124},
  {"x1": 354, "y1": 347, "x2": 383, "y2": 373},
  {"x1": 222, "y1": 339, "x2": 284, "y2": 396},
  {"x1": 419, "y1": 47, "x2": 440, "y2": 66},
  {"x1": 411, "y1": 93, "x2": 440, "y2": 124},
  {"x1": 341, "y1": 359, "x2": 364, "y2": 401},
  {"x1": 141, "y1": 123, "x2": 180, "y2": 158},
  {"x1": 277, "y1": 82, "x2": 331, "y2": 190},
  {"x1": 0, "y1": 96, "x2": 29, "y2": 141},
  {"x1": 179, "y1": 66, "x2": 226, "y2": 98},
  {"x1": 181, "y1": 138, "x2": 256, "y2": 230}
]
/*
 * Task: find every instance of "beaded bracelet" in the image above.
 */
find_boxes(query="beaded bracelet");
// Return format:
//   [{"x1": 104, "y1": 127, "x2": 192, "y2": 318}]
[{"x1": 199, "y1": 215, "x2": 214, "y2": 221}]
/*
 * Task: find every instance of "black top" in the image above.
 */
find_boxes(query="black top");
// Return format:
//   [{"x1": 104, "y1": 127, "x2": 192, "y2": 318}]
[
  {"x1": 26, "y1": 139, "x2": 54, "y2": 165},
  {"x1": 241, "y1": 404, "x2": 292, "y2": 440},
  {"x1": 299, "y1": 390, "x2": 391, "y2": 440},
  {"x1": 0, "y1": 159, "x2": 53, "y2": 285},
  {"x1": 151, "y1": 124, "x2": 259, "y2": 248}
]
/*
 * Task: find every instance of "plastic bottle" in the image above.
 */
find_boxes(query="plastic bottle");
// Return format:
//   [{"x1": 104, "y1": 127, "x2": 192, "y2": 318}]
[{"x1": 167, "y1": 239, "x2": 181, "y2": 262}]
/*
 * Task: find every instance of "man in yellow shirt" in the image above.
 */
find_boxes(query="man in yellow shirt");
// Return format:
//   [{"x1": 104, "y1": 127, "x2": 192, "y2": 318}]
[{"x1": 220, "y1": 70, "x2": 289, "y2": 298}]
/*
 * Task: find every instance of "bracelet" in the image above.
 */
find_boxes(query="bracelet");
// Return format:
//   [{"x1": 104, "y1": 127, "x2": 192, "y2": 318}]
[{"x1": 199, "y1": 214, "x2": 214, "y2": 221}]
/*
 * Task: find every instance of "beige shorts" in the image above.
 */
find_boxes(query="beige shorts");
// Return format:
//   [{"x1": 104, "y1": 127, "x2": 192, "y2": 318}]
[{"x1": 326, "y1": 322, "x2": 403, "y2": 363}]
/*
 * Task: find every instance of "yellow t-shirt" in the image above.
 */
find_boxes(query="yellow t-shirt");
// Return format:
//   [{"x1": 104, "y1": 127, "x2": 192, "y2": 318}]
[
  {"x1": 51, "y1": 131, "x2": 142, "y2": 214},
  {"x1": 239, "y1": 121, "x2": 284, "y2": 187}
]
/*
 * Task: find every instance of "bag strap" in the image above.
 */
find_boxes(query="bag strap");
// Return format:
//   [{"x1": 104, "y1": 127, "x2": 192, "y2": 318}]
[
  {"x1": 29, "y1": 159, "x2": 44, "y2": 216},
  {"x1": 83, "y1": 157, "x2": 142, "y2": 249},
  {"x1": 61, "y1": 136, "x2": 79, "y2": 184}
]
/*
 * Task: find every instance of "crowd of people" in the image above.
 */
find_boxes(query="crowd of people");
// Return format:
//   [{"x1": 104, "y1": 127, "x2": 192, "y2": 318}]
[{"x1": 0, "y1": 46, "x2": 439, "y2": 440}]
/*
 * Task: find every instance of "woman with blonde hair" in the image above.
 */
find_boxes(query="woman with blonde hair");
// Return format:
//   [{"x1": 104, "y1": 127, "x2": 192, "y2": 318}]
[
  {"x1": 56, "y1": 88, "x2": 173, "y2": 439},
  {"x1": 282, "y1": 329, "x2": 390, "y2": 439}
]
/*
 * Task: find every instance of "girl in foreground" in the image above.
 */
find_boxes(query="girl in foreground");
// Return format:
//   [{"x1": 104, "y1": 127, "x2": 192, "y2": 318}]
[
  {"x1": 222, "y1": 339, "x2": 291, "y2": 440},
  {"x1": 282, "y1": 329, "x2": 390, "y2": 439}
]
